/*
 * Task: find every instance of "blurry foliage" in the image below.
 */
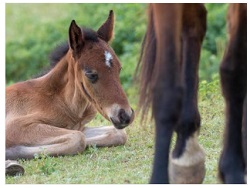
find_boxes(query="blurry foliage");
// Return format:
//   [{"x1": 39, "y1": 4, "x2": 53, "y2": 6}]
[
  {"x1": 199, "y1": 74, "x2": 220, "y2": 101},
  {"x1": 200, "y1": 3, "x2": 228, "y2": 81},
  {"x1": 6, "y1": 3, "x2": 228, "y2": 94}
]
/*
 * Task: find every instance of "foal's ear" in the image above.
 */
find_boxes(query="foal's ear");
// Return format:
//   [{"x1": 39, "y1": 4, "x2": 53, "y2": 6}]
[
  {"x1": 69, "y1": 20, "x2": 84, "y2": 58},
  {"x1": 97, "y1": 10, "x2": 114, "y2": 43}
]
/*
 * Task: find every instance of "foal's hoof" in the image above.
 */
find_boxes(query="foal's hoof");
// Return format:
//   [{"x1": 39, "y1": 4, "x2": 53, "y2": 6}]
[{"x1": 5, "y1": 160, "x2": 25, "y2": 176}]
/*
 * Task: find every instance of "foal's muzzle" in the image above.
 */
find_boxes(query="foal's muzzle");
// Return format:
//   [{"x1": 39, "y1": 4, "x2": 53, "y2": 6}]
[{"x1": 110, "y1": 108, "x2": 134, "y2": 129}]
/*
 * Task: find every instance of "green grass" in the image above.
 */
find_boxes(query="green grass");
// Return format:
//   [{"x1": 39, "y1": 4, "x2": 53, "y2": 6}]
[{"x1": 6, "y1": 78, "x2": 225, "y2": 184}]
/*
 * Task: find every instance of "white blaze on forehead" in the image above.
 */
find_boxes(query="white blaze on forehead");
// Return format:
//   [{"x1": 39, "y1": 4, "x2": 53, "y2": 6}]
[{"x1": 104, "y1": 51, "x2": 113, "y2": 68}]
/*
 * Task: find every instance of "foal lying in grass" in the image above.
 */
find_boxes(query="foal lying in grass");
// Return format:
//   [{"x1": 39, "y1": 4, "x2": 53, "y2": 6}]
[{"x1": 6, "y1": 11, "x2": 134, "y2": 175}]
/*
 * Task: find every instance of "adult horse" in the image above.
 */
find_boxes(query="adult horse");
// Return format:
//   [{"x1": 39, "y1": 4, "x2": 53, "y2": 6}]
[
  {"x1": 138, "y1": 3, "x2": 246, "y2": 184},
  {"x1": 6, "y1": 10, "x2": 134, "y2": 162}
]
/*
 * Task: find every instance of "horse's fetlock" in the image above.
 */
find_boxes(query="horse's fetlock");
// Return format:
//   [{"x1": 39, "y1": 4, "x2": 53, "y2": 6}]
[
  {"x1": 169, "y1": 133, "x2": 205, "y2": 183},
  {"x1": 169, "y1": 157, "x2": 205, "y2": 184}
]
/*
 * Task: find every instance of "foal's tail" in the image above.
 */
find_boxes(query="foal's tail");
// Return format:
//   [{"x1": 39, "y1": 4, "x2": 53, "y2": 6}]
[{"x1": 136, "y1": 5, "x2": 156, "y2": 121}]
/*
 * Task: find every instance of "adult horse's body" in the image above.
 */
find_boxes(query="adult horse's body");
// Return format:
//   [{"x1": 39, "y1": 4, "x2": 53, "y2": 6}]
[
  {"x1": 6, "y1": 10, "x2": 134, "y2": 160},
  {"x1": 138, "y1": 4, "x2": 246, "y2": 184}
]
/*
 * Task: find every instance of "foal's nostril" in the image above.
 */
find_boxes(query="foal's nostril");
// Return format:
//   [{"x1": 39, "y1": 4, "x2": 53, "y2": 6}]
[{"x1": 118, "y1": 109, "x2": 131, "y2": 124}]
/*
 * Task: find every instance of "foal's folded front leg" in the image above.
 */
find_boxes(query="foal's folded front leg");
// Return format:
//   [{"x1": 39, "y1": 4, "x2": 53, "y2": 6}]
[
  {"x1": 6, "y1": 123, "x2": 87, "y2": 160},
  {"x1": 83, "y1": 126, "x2": 127, "y2": 147}
]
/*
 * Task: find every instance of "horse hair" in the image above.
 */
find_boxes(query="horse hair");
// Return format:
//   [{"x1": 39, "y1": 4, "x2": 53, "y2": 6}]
[
  {"x1": 137, "y1": 6, "x2": 156, "y2": 121},
  {"x1": 34, "y1": 27, "x2": 99, "y2": 78},
  {"x1": 49, "y1": 27, "x2": 99, "y2": 67}
]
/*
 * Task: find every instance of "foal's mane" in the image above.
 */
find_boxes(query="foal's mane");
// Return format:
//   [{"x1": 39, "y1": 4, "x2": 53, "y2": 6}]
[
  {"x1": 49, "y1": 27, "x2": 99, "y2": 67},
  {"x1": 36, "y1": 27, "x2": 98, "y2": 78}
]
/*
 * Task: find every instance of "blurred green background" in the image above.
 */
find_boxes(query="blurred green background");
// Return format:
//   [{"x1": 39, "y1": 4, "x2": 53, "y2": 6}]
[{"x1": 6, "y1": 3, "x2": 228, "y2": 93}]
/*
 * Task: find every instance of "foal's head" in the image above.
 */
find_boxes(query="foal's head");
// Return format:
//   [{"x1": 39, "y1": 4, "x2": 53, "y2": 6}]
[{"x1": 67, "y1": 10, "x2": 134, "y2": 129}]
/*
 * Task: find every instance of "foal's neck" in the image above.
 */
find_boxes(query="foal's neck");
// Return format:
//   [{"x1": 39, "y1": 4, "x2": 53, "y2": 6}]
[{"x1": 45, "y1": 51, "x2": 91, "y2": 117}]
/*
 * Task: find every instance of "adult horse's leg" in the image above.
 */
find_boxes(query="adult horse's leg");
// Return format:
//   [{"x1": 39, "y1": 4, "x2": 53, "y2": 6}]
[
  {"x1": 169, "y1": 4, "x2": 207, "y2": 184},
  {"x1": 219, "y1": 3, "x2": 247, "y2": 183},
  {"x1": 150, "y1": 4, "x2": 183, "y2": 183},
  {"x1": 242, "y1": 96, "x2": 247, "y2": 181}
]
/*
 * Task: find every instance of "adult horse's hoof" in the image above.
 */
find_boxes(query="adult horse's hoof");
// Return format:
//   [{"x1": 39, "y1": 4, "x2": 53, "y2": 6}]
[
  {"x1": 169, "y1": 134, "x2": 206, "y2": 184},
  {"x1": 5, "y1": 160, "x2": 25, "y2": 176},
  {"x1": 169, "y1": 157, "x2": 205, "y2": 184}
]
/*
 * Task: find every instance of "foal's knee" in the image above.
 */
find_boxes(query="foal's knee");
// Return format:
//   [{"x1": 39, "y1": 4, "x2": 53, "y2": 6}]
[{"x1": 69, "y1": 131, "x2": 86, "y2": 154}]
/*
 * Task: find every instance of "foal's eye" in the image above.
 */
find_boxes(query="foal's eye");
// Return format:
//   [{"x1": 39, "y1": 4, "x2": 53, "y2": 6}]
[{"x1": 85, "y1": 70, "x2": 98, "y2": 83}]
